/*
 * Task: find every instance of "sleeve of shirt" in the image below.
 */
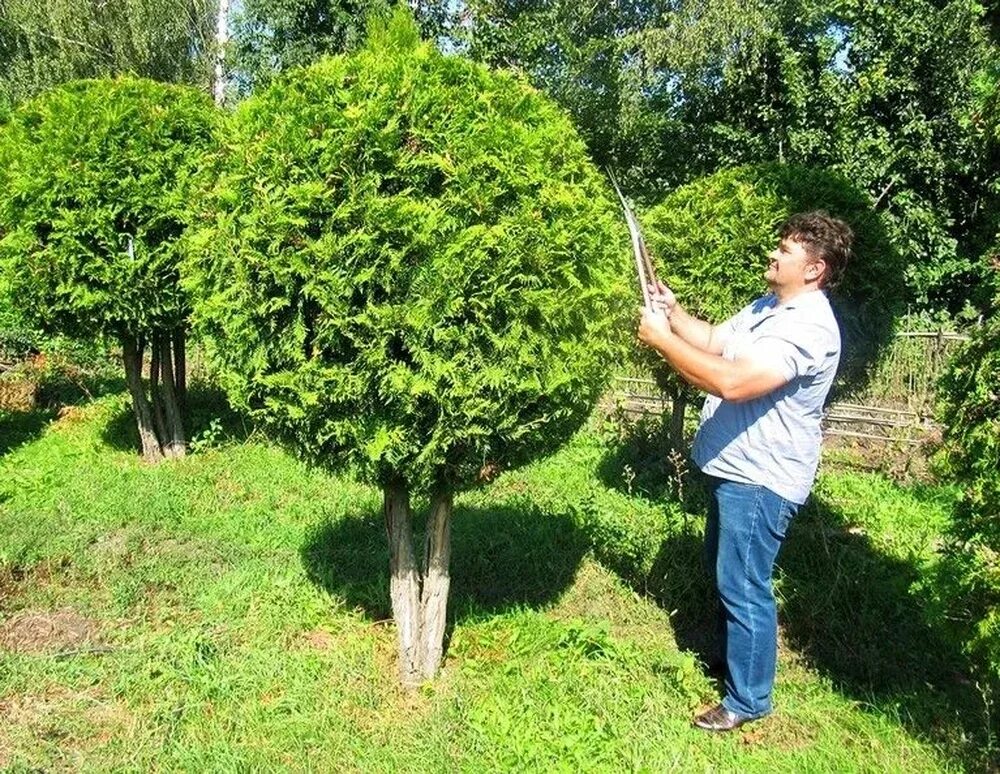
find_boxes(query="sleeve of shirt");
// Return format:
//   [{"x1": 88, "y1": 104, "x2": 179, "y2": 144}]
[
  {"x1": 752, "y1": 321, "x2": 835, "y2": 382},
  {"x1": 714, "y1": 306, "x2": 747, "y2": 351}
]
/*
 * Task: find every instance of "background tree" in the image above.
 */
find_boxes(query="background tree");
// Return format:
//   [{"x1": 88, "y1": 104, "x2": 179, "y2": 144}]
[
  {"x1": 185, "y1": 10, "x2": 628, "y2": 685},
  {"x1": 639, "y1": 163, "x2": 903, "y2": 449},
  {"x1": 0, "y1": 0, "x2": 216, "y2": 105},
  {"x1": 228, "y1": 0, "x2": 448, "y2": 95},
  {"x1": 455, "y1": 0, "x2": 674, "y2": 175},
  {"x1": 457, "y1": 0, "x2": 998, "y2": 315},
  {"x1": 0, "y1": 77, "x2": 217, "y2": 461}
]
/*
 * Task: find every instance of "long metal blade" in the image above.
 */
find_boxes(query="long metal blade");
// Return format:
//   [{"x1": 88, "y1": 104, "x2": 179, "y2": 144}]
[{"x1": 607, "y1": 168, "x2": 657, "y2": 311}]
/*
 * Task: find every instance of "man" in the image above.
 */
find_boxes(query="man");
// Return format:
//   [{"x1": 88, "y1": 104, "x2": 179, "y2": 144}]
[{"x1": 637, "y1": 211, "x2": 853, "y2": 732}]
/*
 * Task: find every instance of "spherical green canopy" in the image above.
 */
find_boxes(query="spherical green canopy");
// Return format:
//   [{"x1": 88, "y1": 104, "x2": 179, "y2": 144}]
[
  {"x1": 186, "y1": 11, "x2": 629, "y2": 491},
  {"x1": 641, "y1": 163, "x2": 904, "y2": 392},
  {"x1": 0, "y1": 77, "x2": 216, "y2": 339}
]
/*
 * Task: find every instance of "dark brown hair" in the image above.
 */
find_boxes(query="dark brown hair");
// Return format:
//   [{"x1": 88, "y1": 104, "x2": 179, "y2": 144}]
[{"x1": 780, "y1": 211, "x2": 853, "y2": 289}]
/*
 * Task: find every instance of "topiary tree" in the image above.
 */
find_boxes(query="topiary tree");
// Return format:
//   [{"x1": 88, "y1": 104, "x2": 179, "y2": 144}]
[
  {"x1": 0, "y1": 77, "x2": 216, "y2": 461},
  {"x1": 184, "y1": 9, "x2": 628, "y2": 685},
  {"x1": 638, "y1": 162, "x2": 904, "y2": 449},
  {"x1": 935, "y1": 308, "x2": 1000, "y2": 700}
]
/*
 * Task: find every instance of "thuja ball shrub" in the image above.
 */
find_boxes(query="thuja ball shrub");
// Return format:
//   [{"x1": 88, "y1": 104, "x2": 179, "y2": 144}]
[
  {"x1": 0, "y1": 77, "x2": 217, "y2": 461},
  {"x1": 641, "y1": 163, "x2": 904, "y2": 399},
  {"x1": 185, "y1": 10, "x2": 629, "y2": 685}
]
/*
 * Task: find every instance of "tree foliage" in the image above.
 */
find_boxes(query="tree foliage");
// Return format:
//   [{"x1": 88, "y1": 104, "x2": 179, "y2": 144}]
[
  {"x1": 0, "y1": 77, "x2": 217, "y2": 459},
  {"x1": 457, "y1": 0, "x2": 999, "y2": 314},
  {"x1": 641, "y1": 163, "x2": 903, "y2": 394},
  {"x1": 229, "y1": 0, "x2": 449, "y2": 95},
  {"x1": 0, "y1": 78, "x2": 214, "y2": 338},
  {"x1": 0, "y1": 0, "x2": 216, "y2": 105},
  {"x1": 457, "y1": 0, "x2": 673, "y2": 175},
  {"x1": 935, "y1": 313, "x2": 1000, "y2": 695},
  {"x1": 188, "y1": 12, "x2": 628, "y2": 493},
  {"x1": 186, "y1": 9, "x2": 628, "y2": 684}
]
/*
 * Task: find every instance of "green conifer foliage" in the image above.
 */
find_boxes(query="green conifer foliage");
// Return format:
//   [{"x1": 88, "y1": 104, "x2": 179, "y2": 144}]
[
  {"x1": 0, "y1": 77, "x2": 217, "y2": 460},
  {"x1": 185, "y1": 10, "x2": 628, "y2": 683},
  {"x1": 187, "y1": 13, "x2": 627, "y2": 492},
  {"x1": 642, "y1": 163, "x2": 903, "y2": 396},
  {"x1": 936, "y1": 314, "x2": 1000, "y2": 696}
]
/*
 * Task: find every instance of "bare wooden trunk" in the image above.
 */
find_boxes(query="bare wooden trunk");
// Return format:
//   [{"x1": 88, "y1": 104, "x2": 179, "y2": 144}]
[
  {"x1": 149, "y1": 338, "x2": 170, "y2": 450},
  {"x1": 158, "y1": 334, "x2": 187, "y2": 458},
  {"x1": 172, "y1": 329, "x2": 187, "y2": 414},
  {"x1": 384, "y1": 479, "x2": 421, "y2": 687},
  {"x1": 419, "y1": 489, "x2": 453, "y2": 679},
  {"x1": 121, "y1": 335, "x2": 163, "y2": 463},
  {"x1": 669, "y1": 391, "x2": 687, "y2": 453},
  {"x1": 214, "y1": 0, "x2": 230, "y2": 106}
]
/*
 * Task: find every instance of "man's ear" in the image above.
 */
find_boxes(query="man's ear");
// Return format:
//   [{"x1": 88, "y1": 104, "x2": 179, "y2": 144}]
[{"x1": 806, "y1": 258, "x2": 827, "y2": 284}]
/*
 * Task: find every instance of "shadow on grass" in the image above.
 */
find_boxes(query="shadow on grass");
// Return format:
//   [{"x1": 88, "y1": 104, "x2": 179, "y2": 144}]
[
  {"x1": 100, "y1": 382, "x2": 252, "y2": 454},
  {"x1": 39, "y1": 374, "x2": 125, "y2": 409},
  {"x1": 0, "y1": 407, "x2": 58, "y2": 458},
  {"x1": 300, "y1": 503, "x2": 589, "y2": 625},
  {"x1": 0, "y1": 373, "x2": 127, "y2": 459},
  {"x1": 646, "y1": 490, "x2": 988, "y2": 768},
  {"x1": 596, "y1": 416, "x2": 710, "y2": 516}
]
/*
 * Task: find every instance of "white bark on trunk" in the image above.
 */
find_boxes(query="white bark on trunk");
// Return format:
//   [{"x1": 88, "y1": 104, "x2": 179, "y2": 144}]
[
  {"x1": 214, "y1": 0, "x2": 230, "y2": 106},
  {"x1": 385, "y1": 479, "x2": 422, "y2": 687},
  {"x1": 419, "y1": 489, "x2": 452, "y2": 679},
  {"x1": 121, "y1": 335, "x2": 163, "y2": 463},
  {"x1": 158, "y1": 334, "x2": 187, "y2": 459}
]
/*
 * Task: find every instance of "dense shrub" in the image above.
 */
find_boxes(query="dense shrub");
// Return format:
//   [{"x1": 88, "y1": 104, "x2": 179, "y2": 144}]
[
  {"x1": 935, "y1": 313, "x2": 1000, "y2": 694},
  {"x1": 0, "y1": 77, "x2": 217, "y2": 460},
  {"x1": 641, "y1": 163, "x2": 904, "y2": 396},
  {"x1": 186, "y1": 13, "x2": 628, "y2": 492},
  {"x1": 185, "y1": 10, "x2": 628, "y2": 684}
]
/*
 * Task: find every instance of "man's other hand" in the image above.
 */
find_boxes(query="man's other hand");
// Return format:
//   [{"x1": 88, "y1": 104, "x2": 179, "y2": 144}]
[
  {"x1": 638, "y1": 306, "x2": 671, "y2": 348},
  {"x1": 648, "y1": 280, "x2": 676, "y2": 316}
]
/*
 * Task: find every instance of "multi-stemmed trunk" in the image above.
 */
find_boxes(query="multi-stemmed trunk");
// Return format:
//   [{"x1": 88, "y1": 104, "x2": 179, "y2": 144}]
[
  {"x1": 669, "y1": 389, "x2": 687, "y2": 454},
  {"x1": 384, "y1": 478, "x2": 453, "y2": 688},
  {"x1": 120, "y1": 329, "x2": 188, "y2": 463}
]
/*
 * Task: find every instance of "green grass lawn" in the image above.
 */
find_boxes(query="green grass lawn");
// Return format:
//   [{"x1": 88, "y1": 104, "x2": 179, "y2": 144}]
[{"x1": 0, "y1": 393, "x2": 988, "y2": 771}]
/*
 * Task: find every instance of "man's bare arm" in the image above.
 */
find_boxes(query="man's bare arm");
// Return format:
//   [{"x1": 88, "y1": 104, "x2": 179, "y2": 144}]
[
  {"x1": 668, "y1": 304, "x2": 728, "y2": 355},
  {"x1": 648, "y1": 282, "x2": 727, "y2": 355},
  {"x1": 638, "y1": 309, "x2": 787, "y2": 402}
]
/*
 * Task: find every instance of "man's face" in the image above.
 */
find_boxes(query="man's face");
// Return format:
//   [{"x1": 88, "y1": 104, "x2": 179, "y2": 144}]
[{"x1": 764, "y1": 237, "x2": 824, "y2": 292}]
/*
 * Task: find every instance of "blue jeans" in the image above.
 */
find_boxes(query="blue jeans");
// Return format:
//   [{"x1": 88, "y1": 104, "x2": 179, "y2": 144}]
[{"x1": 704, "y1": 477, "x2": 798, "y2": 718}]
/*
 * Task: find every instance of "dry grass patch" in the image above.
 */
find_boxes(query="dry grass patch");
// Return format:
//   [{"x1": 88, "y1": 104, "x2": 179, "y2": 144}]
[
  {"x1": 0, "y1": 607, "x2": 104, "y2": 655},
  {"x1": 0, "y1": 685, "x2": 135, "y2": 770}
]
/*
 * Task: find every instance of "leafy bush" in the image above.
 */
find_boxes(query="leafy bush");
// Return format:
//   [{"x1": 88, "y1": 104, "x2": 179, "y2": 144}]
[
  {"x1": 935, "y1": 314, "x2": 1000, "y2": 694},
  {"x1": 0, "y1": 77, "x2": 217, "y2": 460},
  {"x1": 186, "y1": 13, "x2": 628, "y2": 492},
  {"x1": 641, "y1": 163, "x2": 904, "y2": 396},
  {"x1": 185, "y1": 9, "x2": 628, "y2": 684}
]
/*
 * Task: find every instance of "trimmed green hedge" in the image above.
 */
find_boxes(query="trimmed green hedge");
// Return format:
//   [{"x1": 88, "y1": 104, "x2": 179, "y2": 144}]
[{"x1": 185, "y1": 10, "x2": 630, "y2": 493}]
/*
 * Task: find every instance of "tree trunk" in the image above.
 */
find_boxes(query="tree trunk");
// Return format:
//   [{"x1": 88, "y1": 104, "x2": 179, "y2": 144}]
[
  {"x1": 121, "y1": 335, "x2": 163, "y2": 463},
  {"x1": 214, "y1": 0, "x2": 230, "y2": 106},
  {"x1": 669, "y1": 391, "x2": 687, "y2": 453},
  {"x1": 172, "y1": 329, "x2": 187, "y2": 415},
  {"x1": 149, "y1": 338, "x2": 170, "y2": 450},
  {"x1": 419, "y1": 489, "x2": 453, "y2": 679},
  {"x1": 385, "y1": 478, "x2": 421, "y2": 687},
  {"x1": 158, "y1": 334, "x2": 187, "y2": 458}
]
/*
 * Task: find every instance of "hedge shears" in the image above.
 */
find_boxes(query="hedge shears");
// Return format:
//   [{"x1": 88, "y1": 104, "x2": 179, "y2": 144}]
[{"x1": 607, "y1": 168, "x2": 659, "y2": 313}]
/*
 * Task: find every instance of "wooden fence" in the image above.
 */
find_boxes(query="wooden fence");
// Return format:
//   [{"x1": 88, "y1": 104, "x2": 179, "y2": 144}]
[{"x1": 611, "y1": 330, "x2": 970, "y2": 445}]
